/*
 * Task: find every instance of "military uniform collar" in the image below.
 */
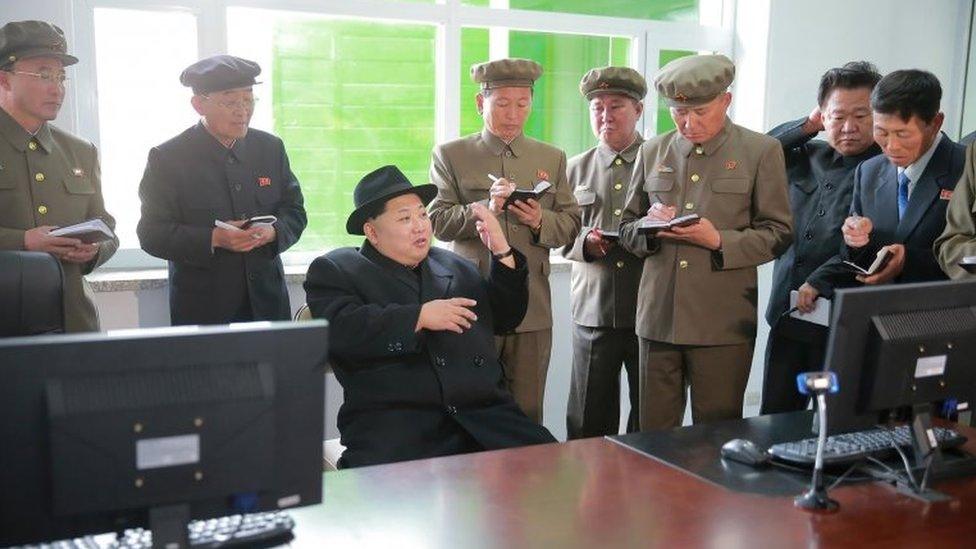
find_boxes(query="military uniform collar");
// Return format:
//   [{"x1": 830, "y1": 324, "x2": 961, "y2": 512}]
[
  {"x1": 0, "y1": 106, "x2": 54, "y2": 153},
  {"x1": 360, "y1": 240, "x2": 425, "y2": 293},
  {"x1": 481, "y1": 127, "x2": 524, "y2": 158},
  {"x1": 674, "y1": 117, "x2": 732, "y2": 157},
  {"x1": 194, "y1": 120, "x2": 246, "y2": 162},
  {"x1": 597, "y1": 133, "x2": 643, "y2": 168}
]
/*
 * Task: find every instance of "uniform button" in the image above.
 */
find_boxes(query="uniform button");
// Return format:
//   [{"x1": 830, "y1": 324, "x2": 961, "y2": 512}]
[
  {"x1": 615, "y1": 158, "x2": 623, "y2": 166},
  {"x1": 691, "y1": 174, "x2": 700, "y2": 182},
  {"x1": 234, "y1": 184, "x2": 242, "y2": 192},
  {"x1": 684, "y1": 202, "x2": 694, "y2": 210},
  {"x1": 613, "y1": 208, "x2": 622, "y2": 216},
  {"x1": 505, "y1": 151, "x2": 512, "y2": 157},
  {"x1": 616, "y1": 260, "x2": 625, "y2": 268},
  {"x1": 679, "y1": 259, "x2": 689, "y2": 269},
  {"x1": 614, "y1": 182, "x2": 623, "y2": 191},
  {"x1": 695, "y1": 146, "x2": 704, "y2": 155},
  {"x1": 435, "y1": 357, "x2": 446, "y2": 367},
  {"x1": 796, "y1": 258, "x2": 805, "y2": 266},
  {"x1": 511, "y1": 225, "x2": 519, "y2": 232},
  {"x1": 818, "y1": 209, "x2": 826, "y2": 216},
  {"x1": 34, "y1": 172, "x2": 45, "y2": 182},
  {"x1": 824, "y1": 183, "x2": 834, "y2": 190},
  {"x1": 28, "y1": 141, "x2": 37, "y2": 151},
  {"x1": 227, "y1": 156, "x2": 236, "y2": 164},
  {"x1": 387, "y1": 343, "x2": 395, "y2": 352},
  {"x1": 37, "y1": 205, "x2": 48, "y2": 215},
  {"x1": 805, "y1": 232, "x2": 813, "y2": 241},
  {"x1": 446, "y1": 405, "x2": 458, "y2": 415},
  {"x1": 473, "y1": 355, "x2": 485, "y2": 367}
]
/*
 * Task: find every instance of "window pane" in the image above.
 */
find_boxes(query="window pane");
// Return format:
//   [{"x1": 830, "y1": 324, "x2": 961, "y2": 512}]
[
  {"x1": 656, "y1": 49, "x2": 696, "y2": 134},
  {"x1": 460, "y1": 30, "x2": 631, "y2": 158},
  {"x1": 461, "y1": 0, "x2": 699, "y2": 22},
  {"x1": 93, "y1": 8, "x2": 199, "y2": 248},
  {"x1": 228, "y1": 9, "x2": 436, "y2": 252}
]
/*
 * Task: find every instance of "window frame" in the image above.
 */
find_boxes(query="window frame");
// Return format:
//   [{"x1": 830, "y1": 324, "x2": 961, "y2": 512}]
[{"x1": 70, "y1": 0, "x2": 735, "y2": 270}]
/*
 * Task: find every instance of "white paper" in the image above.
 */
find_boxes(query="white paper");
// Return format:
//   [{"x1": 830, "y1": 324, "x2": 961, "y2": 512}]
[{"x1": 789, "y1": 290, "x2": 831, "y2": 327}]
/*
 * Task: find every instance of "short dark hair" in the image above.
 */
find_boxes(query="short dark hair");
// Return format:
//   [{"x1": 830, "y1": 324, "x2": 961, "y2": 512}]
[
  {"x1": 870, "y1": 69, "x2": 942, "y2": 124},
  {"x1": 817, "y1": 61, "x2": 882, "y2": 106}
]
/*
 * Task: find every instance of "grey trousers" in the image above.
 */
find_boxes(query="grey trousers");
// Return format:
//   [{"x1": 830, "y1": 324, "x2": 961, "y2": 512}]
[
  {"x1": 496, "y1": 329, "x2": 552, "y2": 424},
  {"x1": 566, "y1": 324, "x2": 639, "y2": 439}
]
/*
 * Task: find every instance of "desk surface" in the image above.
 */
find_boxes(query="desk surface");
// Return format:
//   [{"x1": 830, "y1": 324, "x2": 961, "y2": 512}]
[{"x1": 288, "y1": 416, "x2": 976, "y2": 548}]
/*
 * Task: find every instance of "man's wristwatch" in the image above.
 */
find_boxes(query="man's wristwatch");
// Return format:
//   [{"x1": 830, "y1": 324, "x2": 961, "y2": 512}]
[{"x1": 492, "y1": 247, "x2": 515, "y2": 260}]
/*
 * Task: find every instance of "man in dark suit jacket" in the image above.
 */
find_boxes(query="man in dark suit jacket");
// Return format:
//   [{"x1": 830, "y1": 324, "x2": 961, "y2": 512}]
[
  {"x1": 761, "y1": 62, "x2": 882, "y2": 414},
  {"x1": 304, "y1": 165, "x2": 554, "y2": 468},
  {"x1": 841, "y1": 70, "x2": 964, "y2": 287},
  {"x1": 137, "y1": 56, "x2": 306, "y2": 325}
]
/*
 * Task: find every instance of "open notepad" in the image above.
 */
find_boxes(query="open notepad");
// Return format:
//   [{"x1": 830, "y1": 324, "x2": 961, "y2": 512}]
[
  {"x1": 843, "y1": 247, "x2": 892, "y2": 276},
  {"x1": 49, "y1": 218, "x2": 115, "y2": 244},
  {"x1": 789, "y1": 290, "x2": 831, "y2": 327},
  {"x1": 503, "y1": 181, "x2": 551, "y2": 210},
  {"x1": 214, "y1": 215, "x2": 277, "y2": 231},
  {"x1": 961, "y1": 256, "x2": 976, "y2": 273},
  {"x1": 637, "y1": 214, "x2": 701, "y2": 235}
]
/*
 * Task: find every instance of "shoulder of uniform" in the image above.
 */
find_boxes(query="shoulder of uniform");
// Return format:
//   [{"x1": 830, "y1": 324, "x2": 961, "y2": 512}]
[
  {"x1": 568, "y1": 147, "x2": 598, "y2": 169},
  {"x1": 439, "y1": 132, "x2": 480, "y2": 152},
  {"x1": 47, "y1": 123, "x2": 94, "y2": 150},
  {"x1": 245, "y1": 127, "x2": 281, "y2": 145},
  {"x1": 732, "y1": 123, "x2": 780, "y2": 149},
  {"x1": 520, "y1": 135, "x2": 565, "y2": 157}
]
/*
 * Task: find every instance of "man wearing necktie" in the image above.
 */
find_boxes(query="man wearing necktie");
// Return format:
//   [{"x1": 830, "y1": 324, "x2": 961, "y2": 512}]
[{"x1": 841, "y1": 70, "x2": 964, "y2": 286}]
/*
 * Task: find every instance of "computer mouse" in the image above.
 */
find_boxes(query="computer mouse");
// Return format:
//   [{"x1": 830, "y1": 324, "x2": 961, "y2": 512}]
[{"x1": 721, "y1": 438, "x2": 770, "y2": 467}]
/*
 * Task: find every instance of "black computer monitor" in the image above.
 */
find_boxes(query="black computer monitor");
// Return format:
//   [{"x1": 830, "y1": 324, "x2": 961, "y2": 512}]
[
  {"x1": 823, "y1": 279, "x2": 976, "y2": 436},
  {"x1": 0, "y1": 321, "x2": 328, "y2": 546}
]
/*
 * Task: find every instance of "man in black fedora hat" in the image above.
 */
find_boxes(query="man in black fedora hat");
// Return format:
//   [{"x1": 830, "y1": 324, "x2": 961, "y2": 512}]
[{"x1": 304, "y1": 165, "x2": 555, "y2": 468}]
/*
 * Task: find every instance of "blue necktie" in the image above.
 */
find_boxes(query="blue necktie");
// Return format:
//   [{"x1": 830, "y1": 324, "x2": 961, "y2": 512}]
[{"x1": 897, "y1": 171, "x2": 910, "y2": 220}]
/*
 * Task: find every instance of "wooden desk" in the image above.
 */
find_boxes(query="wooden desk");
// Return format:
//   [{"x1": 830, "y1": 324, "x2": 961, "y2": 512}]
[{"x1": 288, "y1": 422, "x2": 976, "y2": 548}]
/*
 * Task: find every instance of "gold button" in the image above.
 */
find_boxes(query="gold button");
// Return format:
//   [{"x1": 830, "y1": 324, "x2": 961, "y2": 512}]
[
  {"x1": 690, "y1": 174, "x2": 700, "y2": 182},
  {"x1": 28, "y1": 141, "x2": 37, "y2": 151},
  {"x1": 614, "y1": 182, "x2": 623, "y2": 191},
  {"x1": 695, "y1": 146, "x2": 703, "y2": 155},
  {"x1": 685, "y1": 202, "x2": 694, "y2": 210},
  {"x1": 614, "y1": 158, "x2": 623, "y2": 166},
  {"x1": 616, "y1": 260, "x2": 625, "y2": 268},
  {"x1": 34, "y1": 172, "x2": 45, "y2": 182},
  {"x1": 613, "y1": 208, "x2": 622, "y2": 216},
  {"x1": 37, "y1": 205, "x2": 48, "y2": 215},
  {"x1": 512, "y1": 225, "x2": 519, "y2": 232},
  {"x1": 679, "y1": 259, "x2": 689, "y2": 269}
]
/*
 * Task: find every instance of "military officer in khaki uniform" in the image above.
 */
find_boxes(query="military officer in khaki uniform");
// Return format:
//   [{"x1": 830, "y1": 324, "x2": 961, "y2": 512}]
[
  {"x1": 934, "y1": 144, "x2": 976, "y2": 279},
  {"x1": 429, "y1": 58, "x2": 581, "y2": 422},
  {"x1": 0, "y1": 21, "x2": 118, "y2": 332},
  {"x1": 619, "y1": 54, "x2": 792, "y2": 429},
  {"x1": 561, "y1": 67, "x2": 646, "y2": 438}
]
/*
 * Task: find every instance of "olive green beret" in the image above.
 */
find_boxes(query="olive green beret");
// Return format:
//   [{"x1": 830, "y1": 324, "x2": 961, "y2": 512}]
[
  {"x1": 655, "y1": 54, "x2": 734, "y2": 107},
  {"x1": 580, "y1": 66, "x2": 647, "y2": 101},
  {"x1": 471, "y1": 58, "x2": 542, "y2": 90},
  {"x1": 0, "y1": 20, "x2": 77, "y2": 69}
]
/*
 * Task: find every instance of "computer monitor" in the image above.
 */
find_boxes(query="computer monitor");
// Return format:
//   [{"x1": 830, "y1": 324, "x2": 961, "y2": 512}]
[
  {"x1": 0, "y1": 321, "x2": 328, "y2": 546},
  {"x1": 823, "y1": 279, "x2": 976, "y2": 436}
]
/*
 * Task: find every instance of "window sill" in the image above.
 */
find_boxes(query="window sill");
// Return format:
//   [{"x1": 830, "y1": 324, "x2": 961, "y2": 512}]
[{"x1": 89, "y1": 257, "x2": 572, "y2": 293}]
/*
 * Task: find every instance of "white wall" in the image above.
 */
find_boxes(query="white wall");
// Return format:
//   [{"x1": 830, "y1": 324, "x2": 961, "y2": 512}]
[{"x1": 762, "y1": 0, "x2": 972, "y2": 137}]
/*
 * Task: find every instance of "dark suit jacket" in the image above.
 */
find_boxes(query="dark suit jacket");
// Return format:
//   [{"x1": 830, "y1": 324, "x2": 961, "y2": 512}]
[
  {"x1": 304, "y1": 242, "x2": 554, "y2": 468},
  {"x1": 764, "y1": 118, "x2": 881, "y2": 327},
  {"x1": 137, "y1": 123, "x2": 306, "y2": 325},
  {"x1": 843, "y1": 134, "x2": 964, "y2": 284}
]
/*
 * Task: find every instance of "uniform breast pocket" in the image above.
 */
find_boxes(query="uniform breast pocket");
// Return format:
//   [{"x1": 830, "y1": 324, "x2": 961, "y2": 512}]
[
  {"x1": 709, "y1": 177, "x2": 751, "y2": 223},
  {"x1": 460, "y1": 178, "x2": 493, "y2": 202},
  {"x1": 644, "y1": 177, "x2": 675, "y2": 203},
  {"x1": 62, "y1": 176, "x2": 95, "y2": 195}
]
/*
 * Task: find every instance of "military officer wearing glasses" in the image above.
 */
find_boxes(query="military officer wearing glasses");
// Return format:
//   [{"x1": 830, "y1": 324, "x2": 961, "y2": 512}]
[
  {"x1": 561, "y1": 67, "x2": 646, "y2": 438},
  {"x1": 137, "y1": 55, "x2": 306, "y2": 325},
  {"x1": 0, "y1": 20, "x2": 118, "y2": 332},
  {"x1": 428, "y1": 58, "x2": 581, "y2": 423}
]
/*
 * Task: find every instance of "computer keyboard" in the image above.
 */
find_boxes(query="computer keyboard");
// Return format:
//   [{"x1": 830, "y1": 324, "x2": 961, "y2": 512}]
[
  {"x1": 17, "y1": 511, "x2": 294, "y2": 549},
  {"x1": 768, "y1": 425, "x2": 967, "y2": 466}
]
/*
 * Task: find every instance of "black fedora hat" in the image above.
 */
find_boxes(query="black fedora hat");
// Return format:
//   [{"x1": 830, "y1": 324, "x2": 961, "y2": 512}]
[{"x1": 346, "y1": 165, "x2": 438, "y2": 235}]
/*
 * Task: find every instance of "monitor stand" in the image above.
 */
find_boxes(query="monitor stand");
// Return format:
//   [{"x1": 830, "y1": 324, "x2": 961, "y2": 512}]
[
  {"x1": 148, "y1": 503, "x2": 190, "y2": 548},
  {"x1": 865, "y1": 404, "x2": 976, "y2": 503}
]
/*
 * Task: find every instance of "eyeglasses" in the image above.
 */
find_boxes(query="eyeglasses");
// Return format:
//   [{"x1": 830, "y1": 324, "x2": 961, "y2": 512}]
[
  {"x1": 3, "y1": 70, "x2": 69, "y2": 85},
  {"x1": 203, "y1": 95, "x2": 258, "y2": 111}
]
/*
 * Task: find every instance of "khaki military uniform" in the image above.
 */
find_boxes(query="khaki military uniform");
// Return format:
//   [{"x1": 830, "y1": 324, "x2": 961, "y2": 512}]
[
  {"x1": 429, "y1": 128, "x2": 581, "y2": 422},
  {"x1": 561, "y1": 135, "x2": 643, "y2": 438},
  {"x1": 935, "y1": 144, "x2": 976, "y2": 279},
  {"x1": 619, "y1": 118, "x2": 792, "y2": 429},
  {"x1": 0, "y1": 107, "x2": 118, "y2": 332}
]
